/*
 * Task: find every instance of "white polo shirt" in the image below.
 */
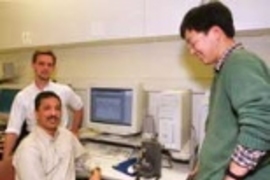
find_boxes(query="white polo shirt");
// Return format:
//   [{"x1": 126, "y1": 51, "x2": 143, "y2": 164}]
[
  {"x1": 5, "y1": 81, "x2": 83, "y2": 135},
  {"x1": 13, "y1": 126, "x2": 86, "y2": 180}
]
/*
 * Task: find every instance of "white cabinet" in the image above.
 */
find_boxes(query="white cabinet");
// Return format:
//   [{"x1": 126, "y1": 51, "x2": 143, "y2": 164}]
[
  {"x1": 0, "y1": 0, "x2": 144, "y2": 49},
  {"x1": 144, "y1": 0, "x2": 270, "y2": 36},
  {"x1": 0, "y1": 2, "x2": 24, "y2": 50},
  {"x1": 219, "y1": 0, "x2": 270, "y2": 31},
  {"x1": 144, "y1": 0, "x2": 201, "y2": 36},
  {"x1": 2, "y1": 0, "x2": 269, "y2": 50},
  {"x1": 0, "y1": 0, "x2": 202, "y2": 50}
]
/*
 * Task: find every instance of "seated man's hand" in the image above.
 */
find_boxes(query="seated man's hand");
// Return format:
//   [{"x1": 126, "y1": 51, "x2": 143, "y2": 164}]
[{"x1": 89, "y1": 167, "x2": 101, "y2": 180}]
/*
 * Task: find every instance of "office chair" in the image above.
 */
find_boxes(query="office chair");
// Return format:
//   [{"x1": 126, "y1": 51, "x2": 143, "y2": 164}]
[{"x1": 0, "y1": 158, "x2": 15, "y2": 180}]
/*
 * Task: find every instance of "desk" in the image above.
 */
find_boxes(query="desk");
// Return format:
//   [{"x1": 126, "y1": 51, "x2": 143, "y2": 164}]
[
  {"x1": 77, "y1": 158, "x2": 189, "y2": 180},
  {"x1": 77, "y1": 164, "x2": 188, "y2": 180},
  {"x1": 77, "y1": 141, "x2": 189, "y2": 180}
]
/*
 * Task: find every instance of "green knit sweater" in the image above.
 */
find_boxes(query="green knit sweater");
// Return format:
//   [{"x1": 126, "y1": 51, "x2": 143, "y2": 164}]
[{"x1": 196, "y1": 49, "x2": 270, "y2": 180}]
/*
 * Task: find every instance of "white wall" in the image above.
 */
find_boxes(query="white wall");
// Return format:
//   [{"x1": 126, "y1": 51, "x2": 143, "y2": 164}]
[
  {"x1": 0, "y1": 39, "x2": 214, "y2": 92},
  {"x1": 1, "y1": 35, "x2": 270, "y2": 90}
]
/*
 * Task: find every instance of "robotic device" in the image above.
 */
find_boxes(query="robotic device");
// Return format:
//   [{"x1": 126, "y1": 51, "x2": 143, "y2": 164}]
[{"x1": 134, "y1": 138, "x2": 162, "y2": 180}]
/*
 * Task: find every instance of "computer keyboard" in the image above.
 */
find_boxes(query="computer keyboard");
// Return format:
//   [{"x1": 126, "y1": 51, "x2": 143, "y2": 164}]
[
  {"x1": 79, "y1": 128, "x2": 141, "y2": 147},
  {"x1": 84, "y1": 142, "x2": 135, "y2": 166}
]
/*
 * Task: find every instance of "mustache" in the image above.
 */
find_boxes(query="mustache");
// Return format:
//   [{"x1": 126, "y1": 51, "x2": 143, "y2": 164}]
[{"x1": 47, "y1": 116, "x2": 59, "y2": 120}]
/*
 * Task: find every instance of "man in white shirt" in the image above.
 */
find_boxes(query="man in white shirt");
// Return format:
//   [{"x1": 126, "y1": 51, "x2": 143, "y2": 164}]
[
  {"x1": 3, "y1": 50, "x2": 84, "y2": 160},
  {"x1": 13, "y1": 91, "x2": 100, "y2": 180}
]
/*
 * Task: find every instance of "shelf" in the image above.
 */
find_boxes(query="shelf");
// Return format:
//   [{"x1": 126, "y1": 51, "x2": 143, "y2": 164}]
[
  {"x1": 236, "y1": 28, "x2": 270, "y2": 37},
  {"x1": 2, "y1": 27, "x2": 270, "y2": 54}
]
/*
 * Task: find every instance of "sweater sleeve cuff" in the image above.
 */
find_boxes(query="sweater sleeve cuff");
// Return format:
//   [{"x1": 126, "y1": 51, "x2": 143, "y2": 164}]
[
  {"x1": 238, "y1": 129, "x2": 270, "y2": 150},
  {"x1": 231, "y1": 144, "x2": 266, "y2": 170}
]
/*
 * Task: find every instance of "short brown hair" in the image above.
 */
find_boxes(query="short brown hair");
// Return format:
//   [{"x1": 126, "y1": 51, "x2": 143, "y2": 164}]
[{"x1": 32, "y1": 50, "x2": 57, "y2": 65}]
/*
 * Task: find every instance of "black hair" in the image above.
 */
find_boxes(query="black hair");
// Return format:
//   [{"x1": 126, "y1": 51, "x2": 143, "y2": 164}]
[
  {"x1": 35, "y1": 91, "x2": 61, "y2": 111},
  {"x1": 180, "y1": 2, "x2": 235, "y2": 39},
  {"x1": 32, "y1": 50, "x2": 57, "y2": 65}
]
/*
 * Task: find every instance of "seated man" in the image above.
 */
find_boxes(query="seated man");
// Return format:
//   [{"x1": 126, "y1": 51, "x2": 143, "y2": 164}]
[{"x1": 13, "y1": 91, "x2": 100, "y2": 180}]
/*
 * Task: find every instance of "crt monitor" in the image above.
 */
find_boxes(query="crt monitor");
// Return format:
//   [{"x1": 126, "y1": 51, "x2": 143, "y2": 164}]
[
  {"x1": 85, "y1": 83, "x2": 146, "y2": 135},
  {"x1": 0, "y1": 88, "x2": 20, "y2": 114}
]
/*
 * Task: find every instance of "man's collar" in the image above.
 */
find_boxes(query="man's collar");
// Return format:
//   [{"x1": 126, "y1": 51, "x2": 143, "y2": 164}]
[
  {"x1": 215, "y1": 42, "x2": 243, "y2": 72},
  {"x1": 35, "y1": 126, "x2": 60, "y2": 144},
  {"x1": 32, "y1": 80, "x2": 53, "y2": 91}
]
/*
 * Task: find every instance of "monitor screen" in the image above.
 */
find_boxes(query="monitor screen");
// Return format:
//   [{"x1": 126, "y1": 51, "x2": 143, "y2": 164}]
[
  {"x1": 91, "y1": 88, "x2": 132, "y2": 126},
  {"x1": 0, "y1": 88, "x2": 20, "y2": 114},
  {"x1": 85, "y1": 83, "x2": 146, "y2": 135}
]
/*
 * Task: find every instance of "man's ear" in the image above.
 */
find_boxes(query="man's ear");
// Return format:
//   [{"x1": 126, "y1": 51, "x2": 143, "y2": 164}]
[{"x1": 209, "y1": 25, "x2": 223, "y2": 40}]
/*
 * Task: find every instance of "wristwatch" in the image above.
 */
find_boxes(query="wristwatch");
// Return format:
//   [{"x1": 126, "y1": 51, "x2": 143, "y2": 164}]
[{"x1": 226, "y1": 167, "x2": 246, "y2": 180}]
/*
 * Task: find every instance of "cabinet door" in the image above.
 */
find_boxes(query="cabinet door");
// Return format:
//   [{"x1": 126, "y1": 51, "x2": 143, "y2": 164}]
[
  {"x1": 0, "y1": 2, "x2": 25, "y2": 49},
  {"x1": 144, "y1": 0, "x2": 201, "y2": 36},
  {"x1": 220, "y1": 0, "x2": 270, "y2": 31},
  {"x1": 86, "y1": 0, "x2": 145, "y2": 40},
  {"x1": 0, "y1": 0, "x2": 145, "y2": 50}
]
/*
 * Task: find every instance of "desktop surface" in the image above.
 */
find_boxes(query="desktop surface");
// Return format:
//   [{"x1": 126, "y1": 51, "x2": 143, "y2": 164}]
[
  {"x1": 77, "y1": 141, "x2": 136, "y2": 180},
  {"x1": 78, "y1": 141, "x2": 189, "y2": 180}
]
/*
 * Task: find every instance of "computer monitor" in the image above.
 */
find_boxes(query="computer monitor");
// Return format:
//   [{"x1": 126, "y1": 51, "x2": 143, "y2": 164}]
[
  {"x1": 0, "y1": 88, "x2": 20, "y2": 114},
  {"x1": 85, "y1": 83, "x2": 146, "y2": 135}
]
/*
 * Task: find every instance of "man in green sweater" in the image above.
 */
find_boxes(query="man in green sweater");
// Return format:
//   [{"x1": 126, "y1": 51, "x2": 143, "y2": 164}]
[{"x1": 180, "y1": 2, "x2": 270, "y2": 180}]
